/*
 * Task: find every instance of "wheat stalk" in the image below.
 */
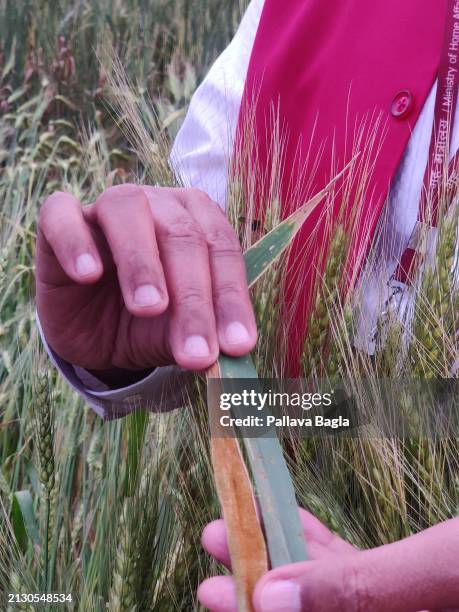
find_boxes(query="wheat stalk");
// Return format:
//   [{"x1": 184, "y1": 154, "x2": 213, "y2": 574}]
[
  {"x1": 302, "y1": 223, "x2": 349, "y2": 376},
  {"x1": 109, "y1": 499, "x2": 138, "y2": 612},
  {"x1": 33, "y1": 368, "x2": 56, "y2": 592}
]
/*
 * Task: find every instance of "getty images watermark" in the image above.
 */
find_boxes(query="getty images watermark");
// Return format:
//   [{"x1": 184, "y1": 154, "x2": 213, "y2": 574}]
[
  {"x1": 207, "y1": 378, "x2": 458, "y2": 438},
  {"x1": 218, "y1": 388, "x2": 348, "y2": 430}
]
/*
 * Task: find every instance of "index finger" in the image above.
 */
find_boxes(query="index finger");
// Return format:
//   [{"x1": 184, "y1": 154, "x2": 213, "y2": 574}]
[{"x1": 92, "y1": 185, "x2": 169, "y2": 317}]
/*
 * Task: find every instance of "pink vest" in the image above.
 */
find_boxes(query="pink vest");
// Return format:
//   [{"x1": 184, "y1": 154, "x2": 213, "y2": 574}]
[{"x1": 237, "y1": 0, "x2": 446, "y2": 371}]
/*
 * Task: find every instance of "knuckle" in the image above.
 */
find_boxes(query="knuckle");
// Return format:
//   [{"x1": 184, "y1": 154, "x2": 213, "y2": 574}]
[
  {"x1": 214, "y1": 280, "x2": 245, "y2": 299},
  {"x1": 123, "y1": 254, "x2": 153, "y2": 278},
  {"x1": 187, "y1": 187, "x2": 212, "y2": 202},
  {"x1": 38, "y1": 195, "x2": 73, "y2": 247},
  {"x1": 206, "y1": 224, "x2": 242, "y2": 255},
  {"x1": 114, "y1": 240, "x2": 158, "y2": 272},
  {"x1": 184, "y1": 187, "x2": 223, "y2": 213},
  {"x1": 338, "y1": 563, "x2": 373, "y2": 612},
  {"x1": 175, "y1": 288, "x2": 211, "y2": 309},
  {"x1": 102, "y1": 183, "x2": 144, "y2": 199},
  {"x1": 141, "y1": 185, "x2": 160, "y2": 202},
  {"x1": 38, "y1": 192, "x2": 66, "y2": 225},
  {"x1": 163, "y1": 217, "x2": 205, "y2": 247},
  {"x1": 96, "y1": 184, "x2": 146, "y2": 214}
]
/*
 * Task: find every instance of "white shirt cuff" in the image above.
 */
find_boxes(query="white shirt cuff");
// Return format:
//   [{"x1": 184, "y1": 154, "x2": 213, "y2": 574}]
[{"x1": 36, "y1": 313, "x2": 193, "y2": 420}]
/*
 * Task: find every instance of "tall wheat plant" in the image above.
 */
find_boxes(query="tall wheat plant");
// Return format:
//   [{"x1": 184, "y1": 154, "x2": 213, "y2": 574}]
[{"x1": 0, "y1": 3, "x2": 458, "y2": 609}]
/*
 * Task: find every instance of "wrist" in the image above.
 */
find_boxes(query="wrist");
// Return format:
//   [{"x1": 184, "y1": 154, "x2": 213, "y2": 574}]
[{"x1": 86, "y1": 366, "x2": 155, "y2": 389}]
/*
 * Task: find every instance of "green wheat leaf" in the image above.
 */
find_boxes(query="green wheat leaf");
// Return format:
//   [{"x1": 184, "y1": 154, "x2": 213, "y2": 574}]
[
  {"x1": 243, "y1": 158, "x2": 355, "y2": 288},
  {"x1": 124, "y1": 409, "x2": 149, "y2": 497},
  {"x1": 12, "y1": 490, "x2": 40, "y2": 551},
  {"x1": 244, "y1": 190, "x2": 325, "y2": 288}
]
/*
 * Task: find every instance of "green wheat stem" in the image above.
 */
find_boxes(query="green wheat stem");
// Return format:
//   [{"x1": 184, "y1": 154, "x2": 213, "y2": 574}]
[{"x1": 44, "y1": 495, "x2": 50, "y2": 592}]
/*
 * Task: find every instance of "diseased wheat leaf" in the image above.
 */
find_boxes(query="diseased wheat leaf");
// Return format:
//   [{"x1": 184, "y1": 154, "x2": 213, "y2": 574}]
[
  {"x1": 207, "y1": 362, "x2": 268, "y2": 612},
  {"x1": 218, "y1": 354, "x2": 307, "y2": 567}
]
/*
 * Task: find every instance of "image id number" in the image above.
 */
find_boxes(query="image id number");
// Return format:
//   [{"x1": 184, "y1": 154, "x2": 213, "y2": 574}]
[{"x1": 8, "y1": 593, "x2": 73, "y2": 604}]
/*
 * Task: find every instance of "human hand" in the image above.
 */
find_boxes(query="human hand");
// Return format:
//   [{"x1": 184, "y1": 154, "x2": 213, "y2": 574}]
[
  {"x1": 36, "y1": 184, "x2": 256, "y2": 372},
  {"x1": 198, "y1": 508, "x2": 459, "y2": 611}
]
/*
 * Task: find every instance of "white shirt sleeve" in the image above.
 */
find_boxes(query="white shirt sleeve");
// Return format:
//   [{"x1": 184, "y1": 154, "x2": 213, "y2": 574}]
[
  {"x1": 37, "y1": 0, "x2": 264, "y2": 420},
  {"x1": 170, "y1": 0, "x2": 264, "y2": 209}
]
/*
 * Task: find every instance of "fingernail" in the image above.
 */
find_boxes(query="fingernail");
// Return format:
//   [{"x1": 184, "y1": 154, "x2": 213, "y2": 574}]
[
  {"x1": 225, "y1": 322, "x2": 251, "y2": 345},
  {"x1": 183, "y1": 335, "x2": 210, "y2": 357},
  {"x1": 134, "y1": 284, "x2": 162, "y2": 307},
  {"x1": 76, "y1": 253, "x2": 97, "y2": 276},
  {"x1": 258, "y1": 580, "x2": 301, "y2": 612}
]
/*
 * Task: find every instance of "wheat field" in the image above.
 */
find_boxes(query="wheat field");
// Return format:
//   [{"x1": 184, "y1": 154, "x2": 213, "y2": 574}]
[{"x1": 1, "y1": 1, "x2": 458, "y2": 611}]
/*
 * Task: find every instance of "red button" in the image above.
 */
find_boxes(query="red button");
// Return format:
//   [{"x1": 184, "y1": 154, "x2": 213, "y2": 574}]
[{"x1": 391, "y1": 90, "x2": 414, "y2": 118}]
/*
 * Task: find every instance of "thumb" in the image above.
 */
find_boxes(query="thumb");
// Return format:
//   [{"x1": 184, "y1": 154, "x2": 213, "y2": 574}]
[
  {"x1": 252, "y1": 519, "x2": 459, "y2": 612},
  {"x1": 252, "y1": 555, "x2": 370, "y2": 612}
]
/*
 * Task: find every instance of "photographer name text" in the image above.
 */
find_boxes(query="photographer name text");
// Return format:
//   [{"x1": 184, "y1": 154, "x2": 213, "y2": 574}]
[
  {"x1": 218, "y1": 390, "x2": 349, "y2": 430},
  {"x1": 219, "y1": 414, "x2": 350, "y2": 429}
]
